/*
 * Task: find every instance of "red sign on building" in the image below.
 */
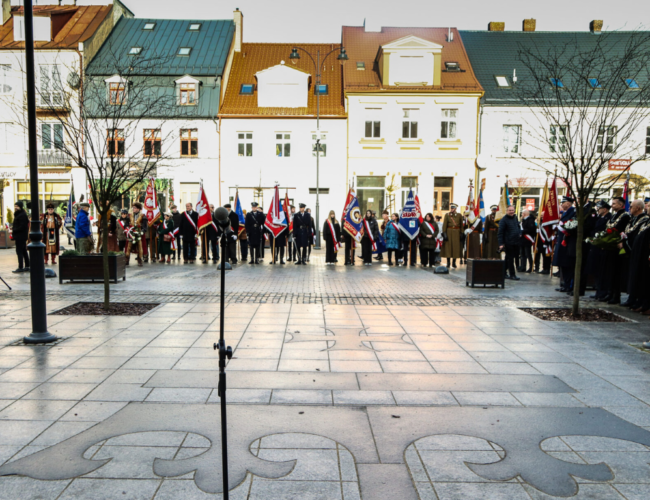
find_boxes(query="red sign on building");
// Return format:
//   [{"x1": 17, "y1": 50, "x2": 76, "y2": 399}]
[
  {"x1": 526, "y1": 199, "x2": 536, "y2": 211},
  {"x1": 608, "y1": 159, "x2": 631, "y2": 171}
]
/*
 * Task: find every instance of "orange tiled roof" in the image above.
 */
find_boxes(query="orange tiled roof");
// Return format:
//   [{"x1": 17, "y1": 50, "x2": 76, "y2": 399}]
[
  {"x1": 220, "y1": 43, "x2": 346, "y2": 117},
  {"x1": 0, "y1": 5, "x2": 112, "y2": 50},
  {"x1": 342, "y1": 26, "x2": 483, "y2": 93}
]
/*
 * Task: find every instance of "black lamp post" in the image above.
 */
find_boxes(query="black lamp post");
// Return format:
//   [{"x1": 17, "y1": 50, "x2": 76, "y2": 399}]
[
  {"x1": 23, "y1": 0, "x2": 57, "y2": 345},
  {"x1": 289, "y1": 46, "x2": 348, "y2": 250}
]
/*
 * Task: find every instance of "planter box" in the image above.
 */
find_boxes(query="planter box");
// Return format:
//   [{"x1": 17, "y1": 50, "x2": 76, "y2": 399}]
[
  {"x1": 59, "y1": 255, "x2": 126, "y2": 284},
  {"x1": 0, "y1": 230, "x2": 15, "y2": 249},
  {"x1": 466, "y1": 259, "x2": 505, "y2": 288}
]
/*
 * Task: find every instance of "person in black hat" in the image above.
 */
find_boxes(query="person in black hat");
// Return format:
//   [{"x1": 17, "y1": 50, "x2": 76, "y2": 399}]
[
  {"x1": 10, "y1": 201, "x2": 30, "y2": 273},
  {"x1": 292, "y1": 203, "x2": 311, "y2": 264},
  {"x1": 573, "y1": 200, "x2": 598, "y2": 296},
  {"x1": 587, "y1": 200, "x2": 612, "y2": 299},
  {"x1": 246, "y1": 202, "x2": 263, "y2": 264},
  {"x1": 600, "y1": 196, "x2": 631, "y2": 304},
  {"x1": 224, "y1": 203, "x2": 240, "y2": 264},
  {"x1": 619, "y1": 199, "x2": 649, "y2": 307},
  {"x1": 552, "y1": 196, "x2": 576, "y2": 292}
]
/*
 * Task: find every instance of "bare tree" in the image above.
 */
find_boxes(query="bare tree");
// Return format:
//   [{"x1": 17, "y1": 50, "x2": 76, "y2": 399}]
[{"x1": 513, "y1": 30, "x2": 650, "y2": 315}]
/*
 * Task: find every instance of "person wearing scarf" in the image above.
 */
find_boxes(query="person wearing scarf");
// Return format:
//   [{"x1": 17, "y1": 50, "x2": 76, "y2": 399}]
[
  {"x1": 157, "y1": 212, "x2": 175, "y2": 263},
  {"x1": 116, "y1": 209, "x2": 131, "y2": 254},
  {"x1": 419, "y1": 213, "x2": 440, "y2": 268},
  {"x1": 384, "y1": 213, "x2": 403, "y2": 266},
  {"x1": 323, "y1": 210, "x2": 342, "y2": 265},
  {"x1": 361, "y1": 210, "x2": 379, "y2": 266},
  {"x1": 40, "y1": 202, "x2": 62, "y2": 264}
]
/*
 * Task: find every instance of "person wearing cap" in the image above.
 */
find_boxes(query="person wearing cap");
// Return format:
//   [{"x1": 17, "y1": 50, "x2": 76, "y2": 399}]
[
  {"x1": 40, "y1": 202, "x2": 62, "y2": 264},
  {"x1": 75, "y1": 202, "x2": 93, "y2": 255},
  {"x1": 619, "y1": 199, "x2": 649, "y2": 307},
  {"x1": 157, "y1": 212, "x2": 175, "y2": 263},
  {"x1": 116, "y1": 209, "x2": 131, "y2": 254},
  {"x1": 246, "y1": 202, "x2": 263, "y2": 264},
  {"x1": 586, "y1": 200, "x2": 611, "y2": 298},
  {"x1": 600, "y1": 196, "x2": 631, "y2": 304},
  {"x1": 288, "y1": 205, "x2": 297, "y2": 262},
  {"x1": 463, "y1": 208, "x2": 482, "y2": 261},
  {"x1": 10, "y1": 201, "x2": 30, "y2": 273},
  {"x1": 179, "y1": 202, "x2": 199, "y2": 264},
  {"x1": 630, "y1": 199, "x2": 650, "y2": 314},
  {"x1": 306, "y1": 208, "x2": 316, "y2": 262},
  {"x1": 292, "y1": 203, "x2": 312, "y2": 264},
  {"x1": 483, "y1": 205, "x2": 500, "y2": 259},
  {"x1": 223, "y1": 204, "x2": 240, "y2": 265},
  {"x1": 441, "y1": 203, "x2": 464, "y2": 268},
  {"x1": 170, "y1": 205, "x2": 182, "y2": 261},
  {"x1": 552, "y1": 196, "x2": 577, "y2": 293},
  {"x1": 517, "y1": 209, "x2": 536, "y2": 273},
  {"x1": 497, "y1": 205, "x2": 522, "y2": 280}
]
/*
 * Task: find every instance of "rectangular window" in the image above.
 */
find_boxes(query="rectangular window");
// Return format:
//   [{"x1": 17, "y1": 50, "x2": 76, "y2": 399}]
[
  {"x1": 400, "y1": 176, "x2": 418, "y2": 207},
  {"x1": 365, "y1": 108, "x2": 381, "y2": 138},
  {"x1": 107, "y1": 129, "x2": 125, "y2": 157},
  {"x1": 178, "y1": 47, "x2": 192, "y2": 56},
  {"x1": 495, "y1": 75, "x2": 510, "y2": 88},
  {"x1": 549, "y1": 125, "x2": 567, "y2": 153},
  {"x1": 646, "y1": 127, "x2": 650, "y2": 155},
  {"x1": 237, "y1": 133, "x2": 253, "y2": 157},
  {"x1": 109, "y1": 82, "x2": 126, "y2": 105},
  {"x1": 402, "y1": 109, "x2": 419, "y2": 139},
  {"x1": 129, "y1": 47, "x2": 141, "y2": 55},
  {"x1": 179, "y1": 83, "x2": 197, "y2": 105},
  {"x1": 42, "y1": 123, "x2": 63, "y2": 150},
  {"x1": 180, "y1": 129, "x2": 198, "y2": 157},
  {"x1": 597, "y1": 126, "x2": 617, "y2": 153},
  {"x1": 314, "y1": 84, "x2": 328, "y2": 95},
  {"x1": 503, "y1": 125, "x2": 521, "y2": 153},
  {"x1": 38, "y1": 65, "x2": 63, "y2": 107},
  {"x1": 312, "y1": 133, "x2": 326, "y2": 157},
  {"x1": 188, "y1": 23, "x2": 201, "y2": 31},
  {"x1": 441, "y1": 109, "x2": 457, "y2": 139},
  {"x1": 143, "y1": 23, "x2": 156, "y2": 30},
  {"x1": 276, "y1": 133, "x2": 291, "y2": 157},
  {"x1": 144, "y1": 129, "x2": 161, "y2": 156},
  {"x1": 0, "y1": 65, "x2": 11, "y2": 94},
  {"x1": 240, "y1": 84, "x2": 254, "y2": 95}
]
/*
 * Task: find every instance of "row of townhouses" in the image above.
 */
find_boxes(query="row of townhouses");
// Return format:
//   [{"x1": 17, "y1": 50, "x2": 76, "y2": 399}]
[{"x1": 1, "y1": 1, "x2": 649, "y2": 227}]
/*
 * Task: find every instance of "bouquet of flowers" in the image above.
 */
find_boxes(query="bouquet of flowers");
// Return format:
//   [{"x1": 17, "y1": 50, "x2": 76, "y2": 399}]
[
  {"x1": 586, "y1": 228, "x2": 624, "y2": 253},
  {"x1": 127, "y1": 227, "x2": 143, "y2": 244},
  {"x1": 559, "y1": 219, "x2": 578, "y2": 247}
]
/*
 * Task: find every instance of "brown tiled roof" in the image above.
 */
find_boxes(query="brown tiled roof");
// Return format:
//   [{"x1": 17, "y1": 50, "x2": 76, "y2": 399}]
[
  {"x1": 220, "y1": 43, "x2": 346, "y2": 117},
  {"x1": 0, "y1": 5, "x2": 112, "y2": 50},
  {"x1": 342, "y1": 26, "x2": 483, "y2": 93}
]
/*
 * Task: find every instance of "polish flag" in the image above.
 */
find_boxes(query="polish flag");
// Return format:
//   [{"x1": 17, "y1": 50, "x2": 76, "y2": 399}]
[{"x1": 264, "y1": 185, "x2": 288, "y2": 238}]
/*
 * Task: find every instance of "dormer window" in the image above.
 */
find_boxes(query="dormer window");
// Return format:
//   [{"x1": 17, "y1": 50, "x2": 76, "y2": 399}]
[
  {"x1": 240, "y1": 84, "x2": 254, "y2": 95},
  {"x1": 314, "y1": 84, "x2": 328, "y2": 96},
  {"x1": 587, "y1": 78, "x2": 601, "y2": 89},
  {"x1": 495, "y1": 76, "x2": 511, "y2": 88},
  {"x1": 178, "y1": 47, "x2": 192, "y2": 56},
  {"x1": 357, "y1": 62, "x2": 365, "y2": 70},
  {"x1": 445, "y1": 62, "x2": 460, "y2": 72},
  {"x1": 143, "y1": 23, "x2": 156, "y2": 31},
  {"x1": 129, "y1": 47, "x2": 142, "y2": 55},
  {"x1": 550, "y1": 78, "x2": 564, "y2": 88},
  {"x1": 624, "y1": 78, "x2": 640, "y2": 90},
  {"x1": 188, "y1": 23, "x2": 202, "y2": 32},
  {"x1": 105, "y1": 75, "x2": 129, "y2": 105},
  {"x1": 175, "y1": 76, "x2": 200, "y2": 106}
]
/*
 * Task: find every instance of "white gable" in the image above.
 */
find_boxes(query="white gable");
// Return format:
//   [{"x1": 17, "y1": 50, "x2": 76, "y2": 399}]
[
  {"x1": 255, "y1": 63, "x2": 310, "y2": 108},
  {"x1": 382, "y1": 36, "x2": 442, "y2": 86},
  {"x1": 382, "y1": 35, "x2": 443, "y2": 52}
]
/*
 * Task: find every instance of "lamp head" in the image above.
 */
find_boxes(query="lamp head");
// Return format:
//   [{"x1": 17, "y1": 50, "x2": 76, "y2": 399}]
[
  {"x1": 289, "y1": 48, "x2": 300, "y2": 65},
  {"x1": 337, "y1": 48, "x2": 349, "y2": 66}
]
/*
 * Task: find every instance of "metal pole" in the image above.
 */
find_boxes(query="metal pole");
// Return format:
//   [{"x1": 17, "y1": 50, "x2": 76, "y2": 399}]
[
  {"x1": 23, "y1": 0, "x2": 56, "y2": 345},
  {"x1": 315, "y1": 51, "x2": 321, "y2": 250}
]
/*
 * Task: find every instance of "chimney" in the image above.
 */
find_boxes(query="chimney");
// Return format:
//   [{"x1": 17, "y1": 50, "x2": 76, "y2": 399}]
[
  {"x1": 2, "y1": 0, "x2": 10, "y2": 26},
  {"x1": 523, "y1": 19, "x2": 536, "y2": 32},
  {"x1": 488, "y1": 22, "x2": 505, "y2": 32},
  {"x1": 233, "y1": 8, "x2": 243, "y2": 53},
  {"x1": 590, "y1": 20, "x2": 603, "y2": 34}
]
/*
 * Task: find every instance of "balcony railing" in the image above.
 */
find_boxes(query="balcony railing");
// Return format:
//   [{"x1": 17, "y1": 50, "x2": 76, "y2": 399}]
[
  {"x1": 27, "y1": 150, "x2": 72, "y2": 167},
  {"x1": 35, "y1": 92, "x2": 67, "y2": 109}
]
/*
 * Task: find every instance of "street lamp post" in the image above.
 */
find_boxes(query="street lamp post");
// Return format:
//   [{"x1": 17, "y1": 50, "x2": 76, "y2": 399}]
[
  {"x1": 23, "y1": 0, "x2": 56, "y2": 344},
  {"x1": 289, "y1": 46, "x2": 348, "y2": 250}
]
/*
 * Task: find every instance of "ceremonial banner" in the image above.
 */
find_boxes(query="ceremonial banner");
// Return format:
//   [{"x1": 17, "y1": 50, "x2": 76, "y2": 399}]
[
  {"x1": 466, "y1": 183, "x2": 478, "y2": 224},
  {"x1": 495, "y1": 182, "x2": 509, "y2": 221},
  {"x1": 264, "y1": 185, "x2": 287, "y2": 238},
  {"x1": 343, "y1": 192, "x2": 362, "y2": 242},
  {"x1": 143, "y1": 178, "x2": 161, "y2": 225},
  {"x1": 195, "y1": 183, "x2": 212, "y2": 231},
  {"x1": 341, "y1": 188, "x2": 355, "y2": 222},
  {"x1": 478, "y1": 189, "x2": 486, "y2": 221},
  {"x1": 414, "y1": 193, "x2": 424, "y2": 224},
  {"x1": 540, "y1": 178, "x2": 560, "y2": 256},
  {"x1": 398, "y1": 188, "x2": 420, "y2": 240},
  {"x1": 234, "y1": 190, "x2": 245, "y2": 236},
  {"x1": 623, "y1": 174, "x2": 630, "y2": 211},
  {"x1": 283, "y1": 191, "x2": 292, "y2": 232}
]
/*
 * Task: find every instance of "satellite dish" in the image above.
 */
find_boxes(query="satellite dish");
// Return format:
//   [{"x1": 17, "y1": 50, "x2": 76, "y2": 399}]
[{"x1": 67, "y1": 72, "x2": 81, "y2": 90}]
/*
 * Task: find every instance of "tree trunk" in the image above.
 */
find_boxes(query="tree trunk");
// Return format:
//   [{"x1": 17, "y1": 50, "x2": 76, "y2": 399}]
[
  {"x1": 572, "y1": 204, "x2": 584, "y2": 317},
  {"x1": 101, "y1": 212, "x2": 111, "y2": 311}
]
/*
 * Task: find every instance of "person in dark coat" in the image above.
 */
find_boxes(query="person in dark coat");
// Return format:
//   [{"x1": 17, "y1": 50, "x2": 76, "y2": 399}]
[
  {"x1": 588, "y1": 200, "x2": 612, "y2": 299},
  {"x1": 553, "y1": 196, "x2": 577, "y2": 292},
  {"x1": 179, "y1": 202, "x2": 199, "y2": 264},
  {"x1": 255, "y1": 207, "x2": 266, "y2": 261},
  {"x1": 384, "y1": 213, "x2": 403, "y2": 266},
  {"x1": 287, "y1": 206, "x2": 296, "y2": 262},
  {"x1": 630, "y1": 199, "x2": 650, "y2": 313},
  {"x1": 11, "y1": 201, "x2": 30, "y2": 273},
  {"x1": 497, "y1": 205, "x2": 522, "y2": 280},
  {"x1": 306, "y1": 208, "x2": 316, "y2": 262},
  {"x1": 171, "y1": 205, "x2": 182, "y2": 261},
  {"x1": 222, "y1": 204, "x2": 240, "y2": 264},
  {"x1": 157, "y1": 212, "x2": 174, "y2": 263},
  {"x1": 575, "y1": 202, "x2": 598, "y2": 296},
  {"x1": 361, "y1": 210, "x2": 380, "y2": 265},
  {"x1": 419, "y1": 213, "x2": 440, "y2": 267},
  {"x1": 116, "y1": 209, "x2": 131, "y2": 253},
  {"x1": 483, "y1": 205, "x2": 500, "y2": 259},
  {"x1": 205, "y1": 204, "x2": 219, "y2": 263},
  {"x1": 600, "y1": 197, "x2": 631, "y2": 304},
  {"x1": 323, "y1": 210, "x2": 341, "y2": 264},
  {"x1": 518, "y1": 209, "x2": 536, "y2": 273},
  {"x1": 620, "y1": 200, "x2": 649, "y2": 307},
  {"x1": 292, "y1": 203, "x2": 312, "y2": 264},
  {"x1": 246, "y1": 202, "x2": 264, "y2": 264}
]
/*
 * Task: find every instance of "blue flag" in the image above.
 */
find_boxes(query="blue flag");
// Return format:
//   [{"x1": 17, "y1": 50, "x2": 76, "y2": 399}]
[
  {"x1": 399, "y1": 188, "x2": 420, "y2": 240},
  {"x1": 234, "y1": 190, "x2": 245, "y2": 235},
  {"x1": 343, "y1": 193, "x2": 363, "y2": 242}
]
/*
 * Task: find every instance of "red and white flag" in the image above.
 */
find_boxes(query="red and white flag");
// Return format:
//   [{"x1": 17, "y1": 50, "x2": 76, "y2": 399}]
[
  {"x1": 283, "y1": 190, "x2": 293, "y2": 232},
  {"x1": 341, "y1": 187, "x2": 355, "y2": 222},
  {"x1": 414, "y1": 192, "x2": 424, "y2": 224},
  {"x1": 264, "y1": 185, "x2": 288, "y2": 238},
  {"x1": 143, "y1": 178, "x2": 160, "y2": 225},
  {"x1": 195, "y1": 183, "x2": 213, "y2": 232},
  {"x1": 540, "y1": 178, "x2": 560, "y2": 256}
]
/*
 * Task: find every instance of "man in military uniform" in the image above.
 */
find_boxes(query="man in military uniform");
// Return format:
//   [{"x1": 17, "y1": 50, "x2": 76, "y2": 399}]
[
  {"x1": 588, "y1": 200, "x2": 612, "y2": 299},
  {"x1": 292, "y1": 203, "x2": 311, "y2": 265},
  {"x1": 287, "y1": 205, "x2": 296, "y2": 262},
  {"x1": 224, "y1": 204, "x2": 240, "y2": 265},
  {"x1": 600, "y1": 197, "x2": 630, "y2": 304},
  {"x1": 441, "y1": 203, "x2": 464, "y2": 268},
  {"x1": 553, "y1": 196, "x2": 576, "y2": 292},
  {"x1": 620, "y1": 200, "x2": 648, "y2": 306},
  {"x1": 483, "y1": 205, "x2": 499, "y2": 259},
  {"x1": 246, "y1": 202, "x2": 263, "y2": 264}
]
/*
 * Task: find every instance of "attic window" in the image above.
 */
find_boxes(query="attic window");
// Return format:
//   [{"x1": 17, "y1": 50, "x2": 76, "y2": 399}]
[
  {"x1": 178, "y1": 47, "x2": 192, "y2": 56},
  {"x1": 356, "y1": 62, "x2": 365, "y2": 70},
  {"x1": 129, "y1": 47, "x2": 142, "y2": 55},
  {"x1": 587, "y1": 77, "x2": 602, "y2": 89},
  {"x1": 314, "y1": 84, "x2": 328, "y2": 96},
  {"x1": 240, "y1": 84, "x2": 254, "y2": 95},
  {"x1": 550, "y1": 77, "x2": 564, "y2": 88},
  {"x1": 495, "y1": 76, "x2": 511, "y2": 88},
  {"x1": 445, "y1": 62, "x2": 460, "y2": 72},
  {"x1": 624, "y1": 78, "x2": 640, "y2": 89},
  {"x1": 189, "y1": 23, "x2": 202, "y2": 32},
  {"x1": 143, "y1": 23, "x2": 156, "y2": 30}
]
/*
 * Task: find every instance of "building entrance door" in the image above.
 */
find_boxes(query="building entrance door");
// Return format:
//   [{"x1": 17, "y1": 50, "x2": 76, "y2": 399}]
[
  {"x1": 180, "y1": 183, "x2": 200, "y2": 208},
  {"x1": 433, "y1": 177, "x2": 453, "y2": 217}
]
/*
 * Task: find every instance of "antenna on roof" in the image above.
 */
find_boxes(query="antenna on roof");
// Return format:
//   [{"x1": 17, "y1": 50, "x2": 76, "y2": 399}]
[{"x1": 513, "y1": 68, "x2": 517, "y2": 84}]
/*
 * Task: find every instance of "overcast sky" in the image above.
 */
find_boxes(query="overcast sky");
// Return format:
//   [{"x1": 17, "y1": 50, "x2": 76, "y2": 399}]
[{"x1": 27, "y1": 0, "x2": 650, "y2": 42}]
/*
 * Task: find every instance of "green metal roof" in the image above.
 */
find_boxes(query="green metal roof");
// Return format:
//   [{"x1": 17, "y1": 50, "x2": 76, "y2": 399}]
[
  {"x1": 87, "y1": 18, "x2": 234, "y2": 77},
  {"x1": 459, "y1": 30, "x2": 649, "y2": 106}
]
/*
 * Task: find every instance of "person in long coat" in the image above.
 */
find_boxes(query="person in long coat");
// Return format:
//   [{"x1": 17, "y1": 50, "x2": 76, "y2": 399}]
[
  {"x1": 11, "y1": 201, "x2": 30, "y2": 273},
  {"x1": 441, "y1": 203, "x2": 464, "y2": 268},
  {"x1": 179, "y1": 202, "x2": 199, "y2": 264},
  {"x1": 483, "y1": 205, "x2": 500, "y2": 259},
  {"x1": 464, "y1": 209, "x2": 482, "y2": 260},
  {"x1": 323, "y1": 210, "x2": 341, "y2": 264},
  {"x1": 518, "y1": 209, "x2": 536, "y2": 273},
  {"x1": 361, "y1": 210, "x2": 380, "y2": 265},
  {"x1": 171, "y1": 205, "x2": 182, "y2": 261},
  {"x1": 246, "y1": 202, "x2": 263, "y2": 264},
  {"x1": 553, "y1": 197, "x2": 577, "y2": 292},
  {"x1": 41, "y1": 202, "x2": 62, "y2": 264},
  {"x1": 116, "y1": 209, "x2": 131, "y2": 253},
  {"x1": 384, "y1": 213, "x2": 402, "y2": 266},
  {"x1": 419, "y1": 213, "x2": 440, "y2": 267},
  {"x1": 587, "y1": 200, "x2": 611, "y2": 298},
  {"x1": 96, "y1": 203, "x2": 118, "y2": 253},
  {"x1": 157, "y1": 212, "x2": 174, "y2": 263},
  {"x1": 292, "y1": 203, "x2": 312, "y2": 264},
  {"x1": 306, "y1": 208, "x2": 316, "y2": 262}
]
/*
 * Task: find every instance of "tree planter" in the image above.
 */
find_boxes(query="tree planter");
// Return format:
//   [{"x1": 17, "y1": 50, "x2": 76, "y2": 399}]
[
  {"x1": 59, "y1": 255, "x2": 126, "y2": 284},
  {"x1": 0, "y1": 230, "x2": 15, "y2": 249},
  {"x1": 466, "y1": 259, "x2": 505, "y2": 288}
]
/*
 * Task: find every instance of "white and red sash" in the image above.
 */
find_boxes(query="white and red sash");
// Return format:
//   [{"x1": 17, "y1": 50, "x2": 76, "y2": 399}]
[
  {"x1": 170, "y1": 227, "x2": 179, "y2": 250},
  {"x1": 184, "y1": 212, "x2": 199, "y2": 243},
  {"x1": 524, "y1": 234, "x2": 535, "y2": 244},
  {"x1": 118, "y1": 219, "x2": 133, "y2": 242},
  {"x1": 327, "y1": 220, "x2": 340, "y2": 252},
  {"x1": 364, "y1": 219, "x2": 377, "y2": 251}
]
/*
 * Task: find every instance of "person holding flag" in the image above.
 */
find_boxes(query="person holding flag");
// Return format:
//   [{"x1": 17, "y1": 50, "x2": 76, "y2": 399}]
[
  {"x1": 264, "y1": 185, "x2": 288, "y2": 264},
  {"x1": 361, "y1": 210, "x2": 380, "y2": 265},
  {"x1": 246, "y1": 202, "x2": 264, "y2": 264},
  {"x1": 179, "y1": 202, "x2": 199, "y2": 264},
  {"x1": 342, "y1": 188, "x2": 363, "y2": 265},
  {"x1": 399, "y1": 188, "x2": 421, "y2": 266},
  {"x1": 323, "y1": 210, "x2": 341, "y2": 264}
]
